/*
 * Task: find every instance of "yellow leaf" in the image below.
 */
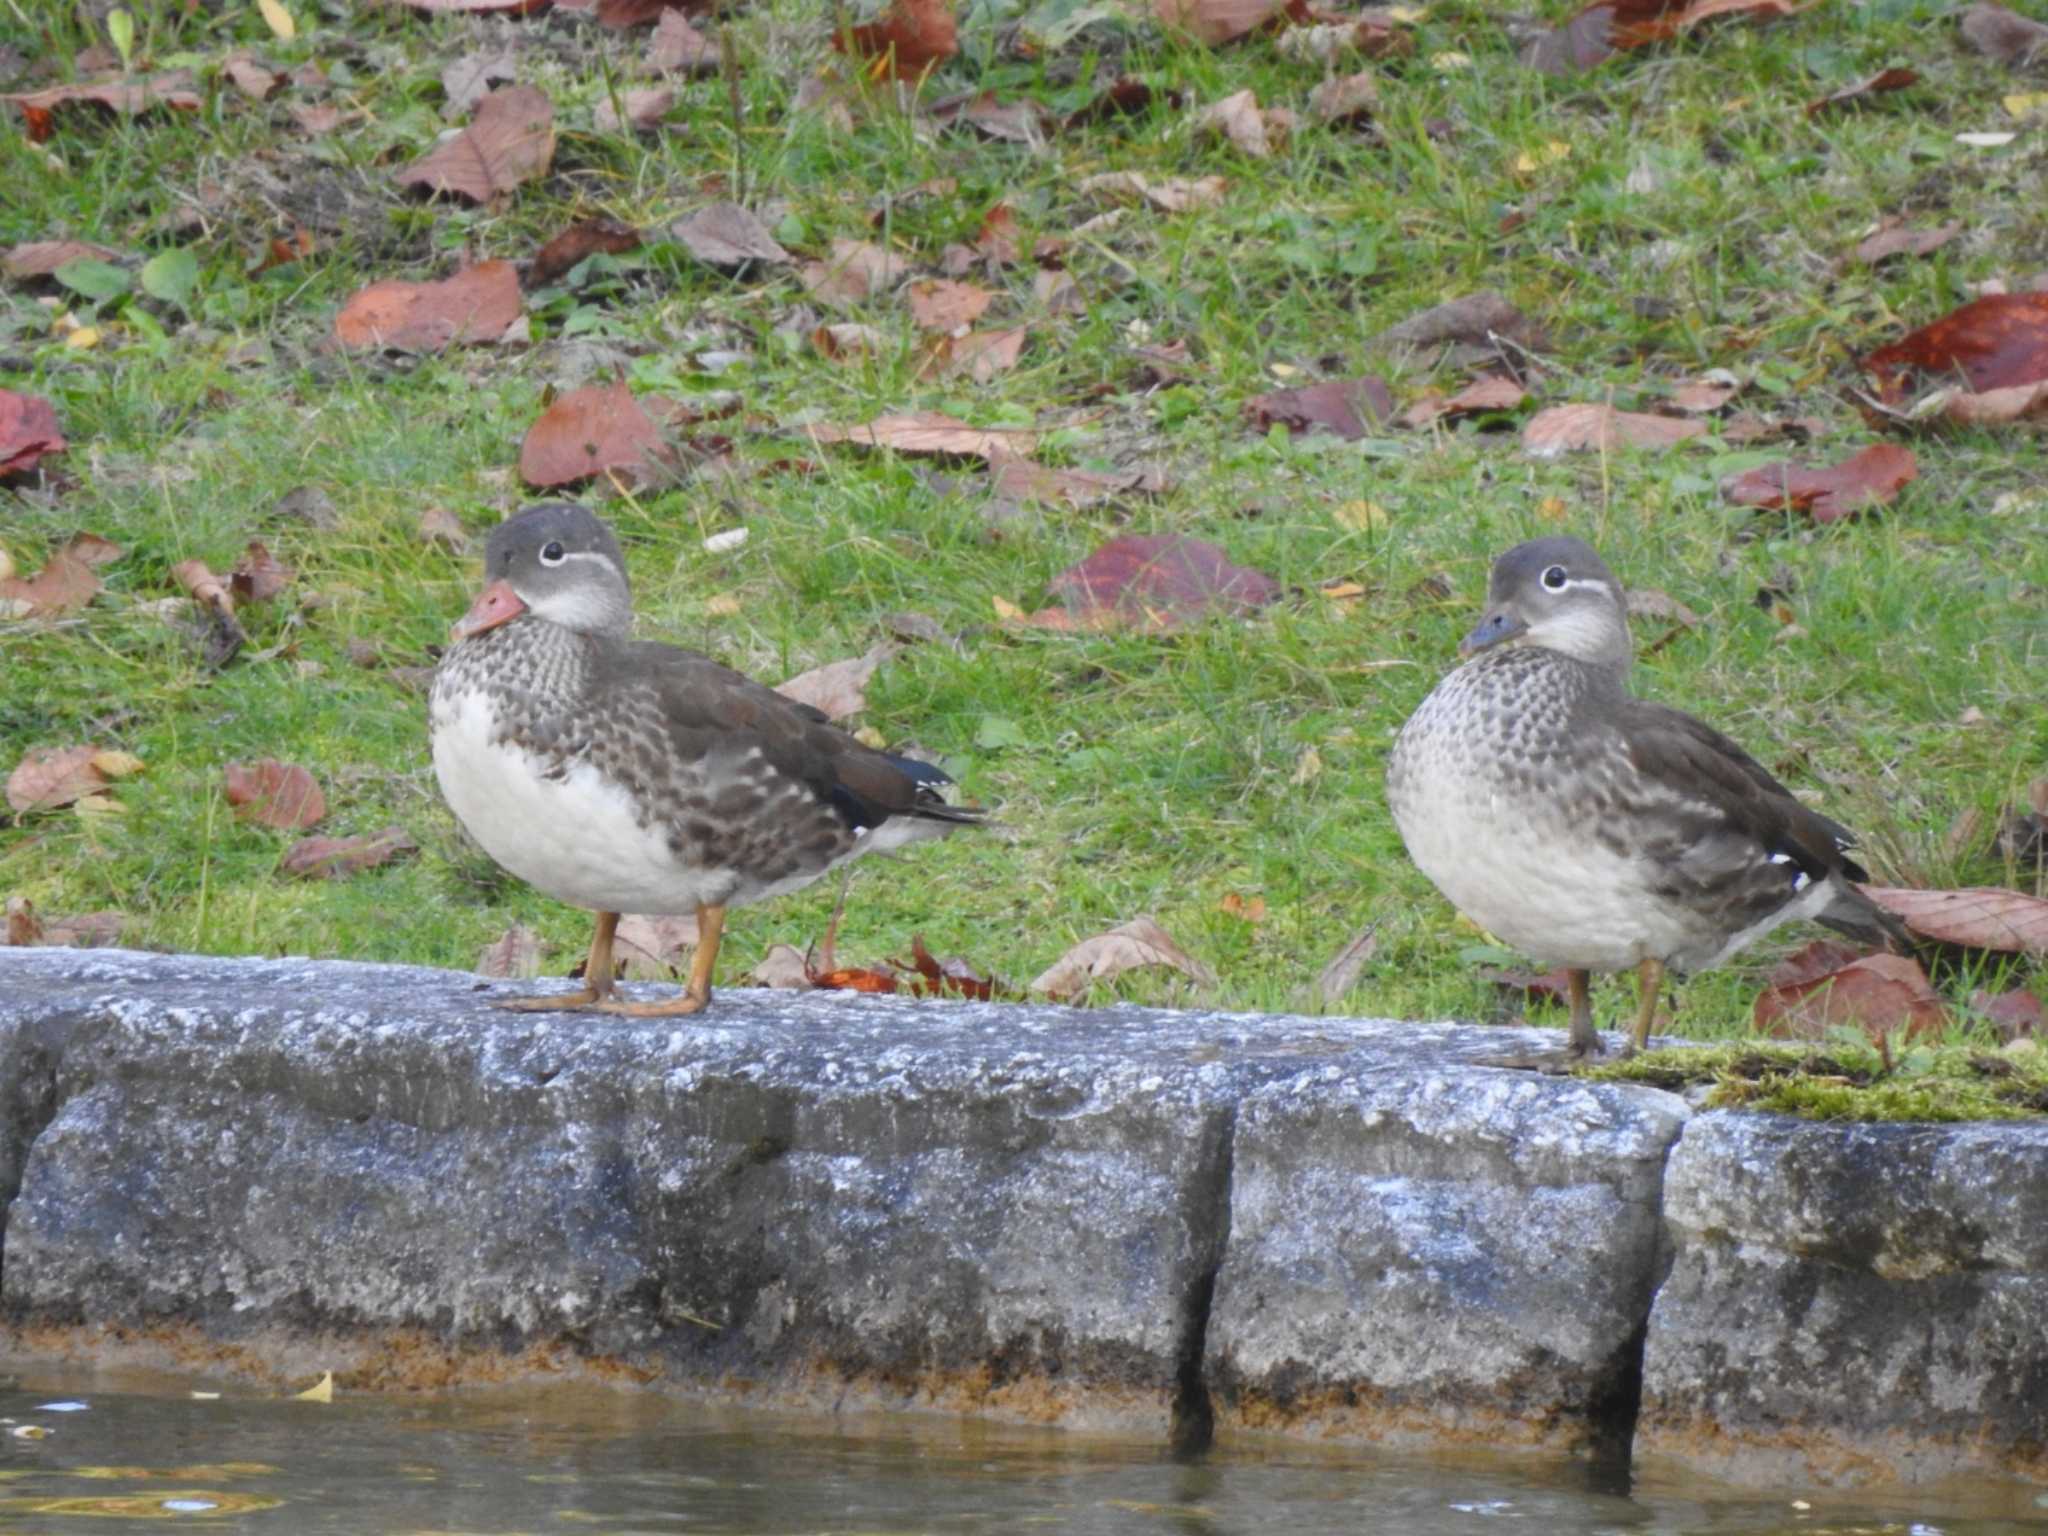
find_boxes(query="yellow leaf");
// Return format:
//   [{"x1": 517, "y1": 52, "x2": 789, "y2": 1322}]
[
  {"x1": 293, "y1": 1371, "x2": 333, "y2": 1403},
  {"x1": 1537, "y1": 495, "x2": 1569, "y2": 523},
  {"x1": 1268, "y1": 362, "x2": 1301, "y2": 379},
  {"x1": 853, "y1": 726, "x2": 886, "y2": 749},
  {"x1": 1290, "y1": 745, "x2": 1322, "y2": 786},
  {"x1": 1320, "y1": 580, "x2": 1367, "y2": 602},
  {"x1": 258, "y1": 0, "x2": 297, "y2": 40},
  {"x1": 74, "y1": 794, "x2": 126, "y2": 821},
  {"x1": 991, "y1": 595, "x2": 1023, "y2": 620},
  {"x1": 1721, "y1": 97, "x2": 1749, "y2": 113},
  {"x1": 1514, "y1": 141, "x2": 1571, "y2": 175},
  {"x1": 1332, "y1": 499, "x2": 1388, "y2": 532},
  {"x1": 65, "y1": 326, "x2": 101, "y2": 350},
  {"x1": 91, "y1": 750, "x2": 146, "y2": 779},
  {"x1": 1386, "y1": 4, "x2": 1426, "y2": 18},
  {"x1": 1431, "y1": 50, "x2": 1472, "y2": 71},
  {"x1": 2005, "y1": 92, "x2": 2048, "y2": 118},
  {"x1": 703, "y1": 592, "x2": 742, "y2": 617}
]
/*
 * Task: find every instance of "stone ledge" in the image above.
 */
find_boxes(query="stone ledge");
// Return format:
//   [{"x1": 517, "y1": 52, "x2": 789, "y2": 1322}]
[{"x1": 1, "y1": 947, "x2": 2044, "y2": 1488}]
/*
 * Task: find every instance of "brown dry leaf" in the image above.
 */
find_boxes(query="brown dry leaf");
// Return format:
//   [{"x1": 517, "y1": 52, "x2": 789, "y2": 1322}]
[
  {"x1": 519, "y1": 380, "x2": 669, "y2": 489},
  {"x1": 775, "y1": 643, "x2": 897, "y2": 721},
  {"x1": 230, "y1": 541, "x2": 293, "y2": 604},
  {"x1": 1666, "y1": 377, "x2": 1740, "y2": 414},
  {"x1": 4, "y1": 897, "x2": 126, "y2": 948},
  {"x1": 393, "y1": 0, "x2": 551, "y2": 11},
  {"x1": 1246, "y1": 377, "x2": 1394, "y2": 440},
  {"x1": 1960, "y1": 3, "x2": 2048, "y2": 68},
  {"x1": 6, "y1": 745, "x2": 108, "y2": 814},
  {"x1": 1310, "y1": 70, "x2": 1381, "y2": 125},
  {"x1": 799, "y1": 238, "x2": 911, "y2": 304},
  {"x1": 1523, "y1": 0, "x2": 1808, "y2": 74},
  {"x1": 0, "y1": 389, "x2": 66, "y2": 477},
  {"x1": 170, "y1": 557, "x2": 248, "y2": 667},
  {"x1": 1030, "y1": 915, "x2": 1216, "y2": 999},
  {"x1": 649, "y1": 10, "x2": 722, "y2": 72},
  {"x1": 225, "y1": 759, "x2": 328, "y2": 830},
  {"x1": 280, "y1": 826, "x2": 417, "y2": 879},
  {"x1": 394, "y1": 85, "x2": 555, "y2": 204},
  {"x1": 934, "y1": 325, "x2": 1027, "y2": 384},
  {"x1": 477, "y1": 922, "x2": 548, "y2": 977},
  {"x1": 1721, "y1": 443, "x2": 1917, "y2": 524},
  {"x1": 1863, "y1": 886, "x2": 2048, "y2": 954},
  {"x1": 3, "y1": 896, "x2": 39, "y2": 945},
  {"x1": 1521, "y1": 402, "x2": 1706, "y2": 458},
  {"x1": 1196, "y1": 89, "x2": 1287, "y2": 157},
  {"x1": 223, "y1": 55, "x2": 285, "y2": 101},
  {"x1": 1974, "y1": 986, "x2": 2042, "y2": 1039},
  {"x1": 1848, "y1": 219, "x2": 1961, "y2": 267},
  {"x1": 3, "y1": 71, "x2": 199, "y2": 143},
  {"x1": 3, "y1": 241, "x2": 124, "y2": 282},
  {"x1": 1219, "y1": 891, "x2": 1267, "y2": 923},
  {"x1": 810, "y1": 322, "x2": 887, "y2": 361},
  {"x1": 1033, "y1": 268, "x2": 1083, "y2": 316},
  {"x1": 418, "y1": 507, "x2": 473, "y2": 552},
  {"x1": 907, "y1": 278, "x2": 993, "y2": 333},
  {"x1": 332, "y1": 260, "x2": 522, "y2": 353},
  {"x1": 1806, "y1": 67, "x2": 1918, "y2": 115},
  {"x1": 1485, "y1": 966, "x2": 1575, "y2": 1007},
  {"x1": 1625, "y1": 587, "x2": 1703, "y2": 627},
  {"x1": 1754, "y1": 950, "x2": 1947, "y2": 1043},
  {"x1": 1397, "y1": 376, "x2": 1527, "y2": 428},
  {"x1": 896, "y1": 934, "x2": 997, "y2": 1001},
  {"x1": 834, "y1": 0, "x2": 959, "y2": 79},
  {"x1": 614, "y1": 912, "x2": 700, "y2": 977},
  {"x1": 595, "y1": 86, "x2": 674, "y2": 133},
  {"x1": 1375, "y1": 291, "x2": 1548, "y2": 358},
  {"x1": 528, "y1": 217, "x2": 642, "y2": 290},
  {"x1": 441, "y1": 48, "x2": 519, "y2": 111},
  {"x1": 807, "y1": 411, "x2": 1038, "y2": 461},
  {"x1": 1863, "y1": 292, "x2": 2048, "y2": 423},
  {"x1": 987, "y1": 449, "x2": 1164, "y2": 510},
  {"x1": 1047, "y1": 533, "x2": 1280, "y2": 629},
  {"x1": 1079, "y1": 171, "x2": 1228, "y2": 213},
  {"x1": 1155, "y1": 0, "x2": 1307, "y2": 47},
  {"x1": 1064, "y1": 76, "x2": 1183, "y2": 128},
  {"x1": 673, "y1": 202, "x2": 791, "y2": 270},
  {"x1": 751, "y1": 942, "x2": 815, "y2": 989},
  {"x1": 1313, "y1": 921, "x2": 1379, "y2": 1007},
  {"x1": 0, "y1": 543, "x2": 100, "y2": 618}
]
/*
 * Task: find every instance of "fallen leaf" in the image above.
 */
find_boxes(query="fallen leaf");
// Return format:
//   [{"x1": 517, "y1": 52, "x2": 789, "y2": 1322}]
[
  {"x1": 835, "y1": 0, "x2": 959, "y2": 79},
  {"x1": 1863, "y1": 886, "x2": 2048, "y2": 954},
  {"x1": 1665, "y1": 376, "x2": 1741, "y2": 413},
  {"x1": 751, "y1": 942, "x2": 814, "y2": 988},
  {"x1": 225, "y1": 759, "x2": 327, "y2": 830},
  {"x1": 806, "y1": 411, "x2": 1038, "y2": 461},
  {"x1": 230, "y1": 541, "x2": 293, "y2": 604},
  {"x1": 1196, "y1": 88, "x2": 1286, "y2": 157},
  {"x1": 0, "y1": 390, "x2": 66, "y2": 476},
  {"x1": 332, "y1": 260, "x2": 522, "y2": 353},
  {"x1": 1078, "y1": 171, "x2": 1229, "y2": 214},
  {"x1": 223, "y1": 54, "x2": 286, "y2": 101},
  {"x1": 477, "y1": 922, "x2": 548, "y2": 977},
  {"x1": 1523, "y1": 0, "x2": 1808, "y2": 75},
  {"x1": 1155, "y1": 0, "x2": 1306, "y2": 47},
  {"x1": 395, "y1": 84, "x2": 555, "y2": 204},
  {"x1": 986, "y1": 449, "x2": 1164, "y2": 510},
  {"x1": 1047, "y1": 534, "x2": 1280, "y2": 629},
  {"x1": 594, "y1": 86, "x2": 674, "y2": 134},
  {"x1": 1863, "y1": 293, "x2": 2048, "y2": 423},
  {"x1": 391, "y1": 0, "x2": 552, "y2": 10},
  {"x1": 1064, "y1": 77, "x2": 1183, "y2": 129},
  {"x1": 1374, "y1": 291, "x2": 1547, "y2": 358},
  {"x1": 898, "y1": 933, "x2": 996, "y2": 1001},
  {"x1": 1754, "y1": 950, "x2": 1947, "y2": 1042},
  {"x1": 1960, "y1": 2, "x2": 2048, "y2": 68},
  {"x1": 171, "y1": 558, "x2": 248, "y2": 666},
  {"x1": 1245, "y1": 376, "x2": 1394, "y2": 440},
  {"x1": 1806, "y1": 67, "x2": 1918, "y2": 116},
  {"x1": 4, "y1": 241, "x2": 124, "y2": 282},
  {"x1": 649, "y1": 10, "x2": 721, "y2": 72},
  {"x1": 2, "y1": 71, "x2": 199, "y2": 143},
  {"x1": 519, "y1": 380, "x2": 670, "y2": 489},
  {"x1": 1974, "y1": 986, "x2": 2042, "y2": 1039},
  {"x1": 1314, "y1": 921, "x2": 1379, "y2": 1006},
  {"x1": 810, "y1": 322, "x2": 886, "y2": 360},
  {"x1": 1219, "y1": 891, "x2": 1267, "y2": 923},
  {"x1": 775, "y1": 643, "x2": 897, "y2": 721},
  {"x1": 527, "y1": 217, "x2": 642, "y2": 289},
  {"x1": 906, "y1": 277, "x2": 993, "y2": 333},
  {"x1": 418, "y1": 507, "x2": 473, "y2": 552},
  {"x1": 6, "y1": 745, "x2": 107, "y2": 813},
  {"x1": 2, "y1": 896, "x2": 37, "y2": 945},
  {"x1": 280, "y1": 826, "x2": 415, "y2": 878},
  {"x1": 1309, "y1": 70, "x2": 1382, "y2": 124},
  {"x1": 1484, "y1": 966, "x2": 1575, "y2": 1006},
  {"x1": 4, "y1": 897, "x2": 126, "y2": 948},
  {"x1": 672, "y1": 202, "x2": 792, "y2": 269},
  {"x1": 800, "y1": 238, "x2": 911, "y2": 304},
  {"x1": 1030, "y1": 914, "x2": 1216, "y2": 999},
  {"x1": 0, "y1": 541, "x2": 100, "y2": 618},
  {"x1": 1397, "y1": 376, "x2": 1527, "y2": 428},
  {"x1": 441, "y1": 48, "x2": 519, "y2": 111},
  {"x1": 1721, "y1": 442, "x2": 1917, "y2": 523},
  {"x1": 932, "y1": 325, "x2": 1027, "y2": 384},
  {"x1": 614, "y1": 912, "x2": 700, "y2": 976},
  {"x1": 1033, "y1": 267, "x2": 1083, "y2": 316},
  {"x1": 1521, "y1": 402, "x2": 1706, "y2": 458}
]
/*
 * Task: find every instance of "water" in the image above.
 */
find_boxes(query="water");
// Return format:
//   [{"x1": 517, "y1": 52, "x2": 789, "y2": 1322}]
[{"x1": 1, "y1": 1362, "x2": 2043, "y2": 1533}]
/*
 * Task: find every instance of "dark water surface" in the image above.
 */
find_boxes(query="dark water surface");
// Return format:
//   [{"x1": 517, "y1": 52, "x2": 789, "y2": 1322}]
[{"x1": 1, "y1": 1361, "x2": 2043, "y2": 1534}]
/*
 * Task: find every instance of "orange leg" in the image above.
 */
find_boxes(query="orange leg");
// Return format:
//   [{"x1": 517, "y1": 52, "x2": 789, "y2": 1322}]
[
  {"x1": 1565, "y1": 967, "x2": 1603, "y2": 1058},
  {"x1": 495, "y1": 911, "x2": 620, "y2": 1012},
  {"x1": 1630, "y1": 956, "x2": 1665, "y2": 1056},
  {"x1": 596, "y1": 904, "x2": 724, "y2": 1018}
]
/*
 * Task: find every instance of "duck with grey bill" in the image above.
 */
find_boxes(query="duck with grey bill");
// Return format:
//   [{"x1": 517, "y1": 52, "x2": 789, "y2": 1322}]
[
  {"x1": 1384, "y1": 536, "x2": 1906, "y2": 1057},
  {"x1": 430, "y1": 503, "x2": 985, "y2": 1017}
]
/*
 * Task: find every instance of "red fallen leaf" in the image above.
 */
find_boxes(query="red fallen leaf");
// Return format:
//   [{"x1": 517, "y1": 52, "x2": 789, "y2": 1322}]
[
  {"x1": 1030, "y1": 915, "x2": 1216, "y2": 999},
  {"x1": 672, "y1": 202, "x2": 791, "y2": 270},
  {"x1": 899, "y1": 933, "x2": 996, "y2": 1000},
  {"x1": 808, "y1": 964, "x2": 901, "y2": 994},
  {"x1": 280, "y1": 826, "x2": 417, "y2": 878},
  {"x1": 907, "y1": 278, "x2": 993, "y2": 333},
  {"x1": 1960, "y1": 2, "x2": 2048, "y2": 68},
  {"x1": 332, "y1": 260, "x2": 522, "y2": 353},
  {"x1": 775, "y1": 643, "x2": 897, "y2": 721},
  {"x1": 6, "y1": 745, "x2": 107, "y2": 813},
  {"x1": 649, "y1": 10, "x2": 721, "y2": 72},
  {"x1": 1521, "y1": 402, "x2": 1706, "y2": 458},
  {"x1": 987, "y1": 448, "x2": 1166, "y2": 509},
  {"x1": 225, "y1": 759, "x2": 328, "y2": 830},
  {"x1": 1754, "y1": 951, "x2": 1947, "y2": 1042},
  {"x1": 1863, "y1": 293, "x2": 2048, "y2": 422},
  {"x1": 1048, "y1": 533, "x2": 1280, "y2": 629},
  {"x1": 229, "y1": 540, "x2": 293, "y2": 604},
  {"x1": 0, "y1": 543, "x2": 101, "y2": 618},
  {"x1": 834, "y1": 0, "x2": 958, "y2": 80},
  {"x1": 1764, "y1": 937, "x2": 1877, "y2": 992},
  {"x1": 1848, "y1": 219, "x2": 1961, "y2": 267},
  {"x1": 1483, "y1": 966, "x2": 1575, "y2": 1006},
  {"x1": 1523, "y1": 0, "x2": 1807, "y2": 73},
  {"x1": 1806, "y1": 66, "x2": 1918, "y2": 116},
  {"x1": 1863, "y1": 886, "x2": 2048, "y2": 955},
  {"x1": 1064, "y1": 76, "x2": 1182, "y2": 129},
  {"x1": 806, "y1": 411, "x2": 1038, "y2": 462},
  {"x1": 519, "y1": 380, "x2": 670, "y2": 489},
  {"x1": 1721, "y1": 442, "x2": 1917, "y2": 524},
  {"x1": 3, "y1": 241, "x2": 124, "y2": 281},
  {"x1": 1245, "y1": 377, "x2": 1394, "y2": 441},
  {"x1": 1974, "y1": 986, "x2": 2042, "y2": 1039},
  {"x1": 1155, "y1": 0, "x2": 1312, "y2": 47},
  {"x1": 0, "y1": 389, "x2": 66, "y2": 476},
  {"x1": 1397, "y1": 376, "x2": 1528, "y2": 428},
  {"x1": 394, "y1": 84, "x2": 555, "y2": 204},
  {"x1": 528, "y1": 217, "x2": 642, "y2": 289},
  {"x1": 2, "y1": 71, "x2": 199, "y2": 143}
]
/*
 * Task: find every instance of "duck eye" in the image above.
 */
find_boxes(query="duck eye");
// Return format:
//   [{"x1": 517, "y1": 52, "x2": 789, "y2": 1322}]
[
  {"x1": 539, "y1": 541, "x2": 567, "y2": 566},
  {"x1": 1541, "y1": 564, "x2": 1569, "y2": 591}
]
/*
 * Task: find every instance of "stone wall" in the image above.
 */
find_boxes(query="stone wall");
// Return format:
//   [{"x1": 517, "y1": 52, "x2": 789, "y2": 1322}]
[{"x1": 1, "y1": 946, "x2": 2043, "y2": 1487}]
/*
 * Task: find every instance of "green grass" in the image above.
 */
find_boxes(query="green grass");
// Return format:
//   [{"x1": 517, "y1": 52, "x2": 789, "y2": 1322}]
[{"x1": 2, "y1": 0, "x2": 2044, "y2": 1045}]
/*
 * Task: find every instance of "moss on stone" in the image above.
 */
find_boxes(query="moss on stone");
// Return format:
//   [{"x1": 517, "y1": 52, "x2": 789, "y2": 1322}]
[{"x1": 1578, "y1": 1041, "x2": 2048, "y2": 1123}]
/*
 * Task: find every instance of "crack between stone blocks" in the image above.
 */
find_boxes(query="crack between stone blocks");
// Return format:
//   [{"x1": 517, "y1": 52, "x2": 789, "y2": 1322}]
[{"x1": 1168, "y1": 1101, "x2": 1235, "y2": 1460}]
